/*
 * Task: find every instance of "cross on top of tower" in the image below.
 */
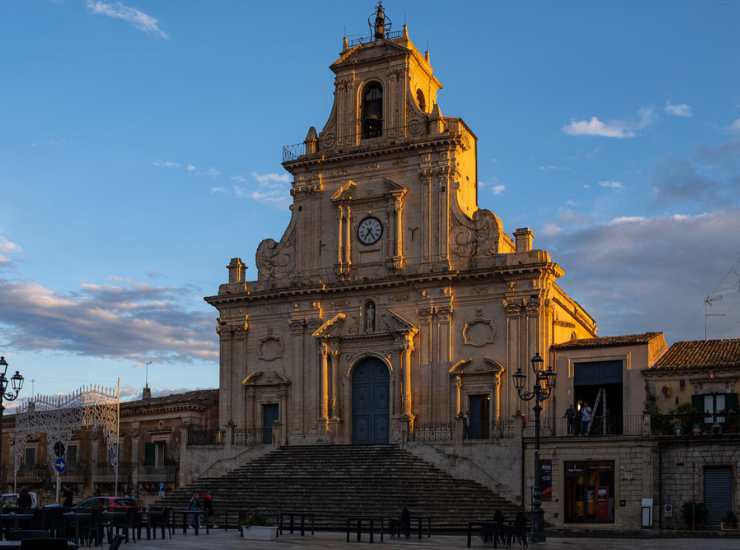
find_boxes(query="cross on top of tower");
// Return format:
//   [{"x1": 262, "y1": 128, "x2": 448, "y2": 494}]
[{"x1": 370, "y1": 1, "x2": 391, "y2": 40}]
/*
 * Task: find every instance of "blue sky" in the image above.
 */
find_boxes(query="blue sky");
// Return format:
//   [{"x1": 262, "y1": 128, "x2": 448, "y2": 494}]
[{"x1": 1, "y1": 1, "x2": 739, "y2": 399}]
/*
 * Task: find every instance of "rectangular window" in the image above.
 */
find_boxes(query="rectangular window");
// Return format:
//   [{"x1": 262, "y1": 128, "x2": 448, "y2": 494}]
[
  {"x1": 67, "y1": 445, "x2": 78, "y2": 466},
  {"x1": 697, "y1": 393, "x2": 738, "y2": 425},
  {"x1": 154, "y1": 441, "x2": 167, "y2": 467},
  {"x1": 24, "y1": 447, "x2": 36, "y2": 467},
  {"x1": 144, "y1": 442, "x2": 156, "y2": 466},
  {"x1": 564, "y1": 461, "x2": 615, "y2": 523}
]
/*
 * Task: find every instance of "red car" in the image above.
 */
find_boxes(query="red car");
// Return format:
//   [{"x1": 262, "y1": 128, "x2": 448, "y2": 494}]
[{"x1": 73, "y1": 496, "x2": 137, "y2": 512}]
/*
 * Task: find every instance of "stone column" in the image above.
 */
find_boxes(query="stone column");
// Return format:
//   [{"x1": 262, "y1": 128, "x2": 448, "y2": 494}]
[
  {"x1": 336, "y1": 205, "x2": 345, "y2": 274},
  {"x1": 419, "y1": 168, "x2": 433, "y2": 266},
  {"x1": 217, "y1": 326, "x2": 234, "y2": 429},
  {"x1": 231, "y1": 317, "x2": 249, "y2": 430},
  {"x1": 320, "y1": 342, "x2": 330, "y2": 421},
  {"x1": 330, "y1": 348, "x2": 341, "y2": 420},
  {"x1": 344, "y1": 205, "x2": 352, "y2": 270},
  {"x1": 402, "y1": 334, "x2": 414, "y2": 419}
]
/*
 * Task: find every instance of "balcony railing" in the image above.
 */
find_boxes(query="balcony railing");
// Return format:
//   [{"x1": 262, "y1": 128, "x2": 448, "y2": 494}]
[
  {"x1": 410, "y1": 423, "x2": 454, "y2": 443},
  {"x1": 282, "y1": 120, "x2": 456, "y2": 163},
  {"x1": 348, "y1": 29, "x2": 403, "y2": 48}
]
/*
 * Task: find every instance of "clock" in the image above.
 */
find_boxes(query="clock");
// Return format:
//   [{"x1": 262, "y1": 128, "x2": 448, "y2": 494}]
[{"x1": 357, "y1": 216, "x2": 383, "y2": 245}]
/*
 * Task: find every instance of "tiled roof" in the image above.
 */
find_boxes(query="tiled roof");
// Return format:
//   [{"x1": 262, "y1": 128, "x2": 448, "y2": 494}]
[
  {"x1": 653, "y1": 339, "x2": 740, "y2": 370},
  {"x1": 552, "y1": 332, "x2": 663, "y2": 350},
  {"x1": 121, "y1": 389, "x2": 218, "y2": 411}
]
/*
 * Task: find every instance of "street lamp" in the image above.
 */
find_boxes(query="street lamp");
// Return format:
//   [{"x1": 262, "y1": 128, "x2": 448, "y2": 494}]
[
  {"x1": 513, "y1": 352, "x2": 556, "y2": 543},
  {"x1": 0, "y1": 357, "x2": 24, "y2": 487}
]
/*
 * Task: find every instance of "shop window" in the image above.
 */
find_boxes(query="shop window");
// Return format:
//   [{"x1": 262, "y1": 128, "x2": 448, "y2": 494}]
[{"x1": 564, "y1": 461, "x2": 615, "y2": 523}]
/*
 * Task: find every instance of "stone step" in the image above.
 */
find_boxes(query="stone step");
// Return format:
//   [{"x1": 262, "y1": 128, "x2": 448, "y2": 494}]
[{"x1": 161, "y1": 444, "x2": 518, "y2": 528}]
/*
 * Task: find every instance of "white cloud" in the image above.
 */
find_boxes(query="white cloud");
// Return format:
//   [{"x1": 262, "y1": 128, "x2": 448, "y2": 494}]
[
  {"x1": 252, "y1": 172, "x2": 290, "y2": 187},
  {"x1": 492, "y1": 184, "x2": 506, "y2": 195},
  {"x1": 562, "y1": 108, "x2": 655, "y2": 139},
  {"x1": 185, "y1": 164, "x2": 196, "y2": 172},
  {"x1": 728, "y1": 118, "x2": 740, "y2": 134},
  {"x1": 201, "y1": 168, "x2": 221, "y2": 178},
  {"x1": 0, "y1": 277, "x2": 216, "y2": 363},
  {"x1": 549, "y1": 209, "x2": 740, "y2": 341},
  {"x1": 87, "y1": 0, "x2": 169, "y2": 40},
  {"x1": 0, "y1": 237, "x2": 20, "y2": 255},
  {"x1": 598, "y1": 180, "x2": 624, "y2": 190},
  {"x1": 664, "y1": 101, "x2": 692, "y2": 118},
  {"x1": 153, "y1": 160, "x2": 180, "y2": 169},
  {"x1": 86, "y1": 1, "x2": 168, "y2": 39},
  {"x1": 541, "y1": 223, "x2": 562, "y2": 237},
  {"x1": 608, "y1": 216, "x2": 646, "y2": 225},
  {"x1": 209, "y1": 187, "x2": 226, "y2": 194},
  {"x1": 230, "y1": 175, "x2": 248, "y2": 183}
]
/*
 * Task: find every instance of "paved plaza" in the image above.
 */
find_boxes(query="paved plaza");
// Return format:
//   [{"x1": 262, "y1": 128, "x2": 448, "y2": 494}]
[{"x1": 127, "y1": 531, "x2": 740, "y2": 549}]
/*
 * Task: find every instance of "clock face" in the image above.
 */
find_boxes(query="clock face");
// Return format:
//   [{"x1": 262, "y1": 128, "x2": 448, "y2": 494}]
[{"x1": 357, "y1": 216, "x2": 383, "y2": 246}]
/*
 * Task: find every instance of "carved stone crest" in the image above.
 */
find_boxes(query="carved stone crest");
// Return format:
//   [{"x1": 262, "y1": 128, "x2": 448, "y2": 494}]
[
  {"x1": 259, "y1": 332, "x2": 284, "y2": 361},
  {"x1": 463, "y1": 309, "x2": 496, "y2": 347}
]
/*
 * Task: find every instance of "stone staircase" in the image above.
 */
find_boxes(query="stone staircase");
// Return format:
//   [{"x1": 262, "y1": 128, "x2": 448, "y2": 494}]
[{"x1": 160, "y1": 444, "x2": 519, "y2": 529}]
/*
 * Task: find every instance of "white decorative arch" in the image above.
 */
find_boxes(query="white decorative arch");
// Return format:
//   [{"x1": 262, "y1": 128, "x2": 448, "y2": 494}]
[{"x1": 13, "y1": 381, "x2": 120, "y2": 494}]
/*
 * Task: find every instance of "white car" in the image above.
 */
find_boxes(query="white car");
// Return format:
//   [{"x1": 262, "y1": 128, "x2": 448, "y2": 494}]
[{"x1": 0, "y1": 492, "x2": 39, "y2": 509}]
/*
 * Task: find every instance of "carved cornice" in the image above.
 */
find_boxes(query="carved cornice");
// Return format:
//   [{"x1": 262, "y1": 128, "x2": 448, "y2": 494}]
[{"x1": 206, "y1": 262, "x2": 563, "y2": 307}]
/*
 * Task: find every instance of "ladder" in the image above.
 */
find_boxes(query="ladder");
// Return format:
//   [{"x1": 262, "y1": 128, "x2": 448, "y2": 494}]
[{"x1": 587, "y1": 387, "x2": 608, "y2": 435}]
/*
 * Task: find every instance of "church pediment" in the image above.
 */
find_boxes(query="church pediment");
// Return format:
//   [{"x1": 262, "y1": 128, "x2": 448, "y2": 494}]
[
  {"x1": 449, "y1": 358, "x2": 505, "y2": 377},
  {"x1": 312, "y1": 313, "x2": 347, "y2": 338},
  {"x1": 331, "y1": 40, "x2": 410, "y2": 71},
  {"x1": 241, "y1": 370, "x2": 291, "y2": 387},
  {"x1": 381, "y1": 310, "x2": 417, "y2": 335},
  {"x1": 331, "y1": 180, "x2": 357, "y2": 202}
]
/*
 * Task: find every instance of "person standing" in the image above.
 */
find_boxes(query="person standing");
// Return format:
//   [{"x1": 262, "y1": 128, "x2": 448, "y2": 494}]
[
  {"x1": 17, "y1": 487, "x2": 32, "y2": 512},
  {"x1": 581, "y1": 402, "x2": 592, "y2": 436},
  {"x1": 564, "y1": 404, "x2": 576, "y2": 435},
  {"x1": 62, "y1": 487, "x2": 74, "y2": 509}
]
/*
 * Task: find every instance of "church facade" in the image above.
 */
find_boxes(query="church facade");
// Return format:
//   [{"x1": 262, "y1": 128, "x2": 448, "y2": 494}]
[{"x1": 205, "y1": 11, "x2": 597, "y2": 447}]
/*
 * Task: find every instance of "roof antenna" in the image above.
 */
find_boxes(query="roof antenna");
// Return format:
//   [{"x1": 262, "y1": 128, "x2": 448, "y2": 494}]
[
  {"x1": 704, "y1": 295, "x2": 725, "y2": 340},
  {"x1": 145, "y1": 360, "x2": 152, "y2": 389}
]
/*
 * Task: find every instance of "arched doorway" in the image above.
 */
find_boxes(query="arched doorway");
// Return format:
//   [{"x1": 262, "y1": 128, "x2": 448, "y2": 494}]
[{"x1": 351, "y1": 357, "x2": 390, "y2": 444}]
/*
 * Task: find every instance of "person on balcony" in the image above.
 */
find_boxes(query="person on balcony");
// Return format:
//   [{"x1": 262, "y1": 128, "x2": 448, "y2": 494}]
[
  {"x1": 564, "y1": 404, "x2": 576, "y2": 435},
  {"x1": 581, "y1": 402, "x2": 592, "y2": 436}
]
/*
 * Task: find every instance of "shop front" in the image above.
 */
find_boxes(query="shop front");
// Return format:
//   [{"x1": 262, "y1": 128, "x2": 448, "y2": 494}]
[{"x1": 564, "y1": 461, "x2": 615, "y2": 523}]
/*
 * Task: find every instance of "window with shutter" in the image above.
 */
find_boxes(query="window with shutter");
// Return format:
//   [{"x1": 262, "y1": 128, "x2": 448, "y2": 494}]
[{"x1": 144, "y1": 442, "x2": 155, "y2": 466}]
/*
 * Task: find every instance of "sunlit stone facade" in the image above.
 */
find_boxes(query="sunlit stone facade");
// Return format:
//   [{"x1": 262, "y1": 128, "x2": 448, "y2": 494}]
[{"x1": 205, "y1": 21, "x2": 596, "y2": 446}]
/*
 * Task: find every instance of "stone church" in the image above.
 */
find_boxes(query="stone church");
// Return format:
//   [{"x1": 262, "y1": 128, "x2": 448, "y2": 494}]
[{"x1": 205, "y1": 5, "x2": 596, "y2": 447}]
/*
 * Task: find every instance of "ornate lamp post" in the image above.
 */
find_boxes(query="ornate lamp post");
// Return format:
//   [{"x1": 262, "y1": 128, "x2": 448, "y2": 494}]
[
  {"x1": 0, "y1": 357, "x2": 24, "y2": 487},
  {"x1": 513, "y1": 352, "x2": 556, "y2": 543}
]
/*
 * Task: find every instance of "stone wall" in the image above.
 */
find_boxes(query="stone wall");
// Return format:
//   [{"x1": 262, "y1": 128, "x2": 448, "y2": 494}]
[
  {"x1": 659, "y1": 439, "x2": 740, "y2": 529},
  {"x1": 177, "y1": 438, "x2": 272, "y2": 488},
  {"x1": 536, "y1": 438, "x2": 657, "y2": 531},
  {"x1": 404, "y1": 439, "x2": 522, "y2": 505}
]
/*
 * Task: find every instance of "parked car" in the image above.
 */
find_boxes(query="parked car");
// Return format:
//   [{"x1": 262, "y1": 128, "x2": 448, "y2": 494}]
[
  {"x1": 72, "y1": 496, "x2": 137, "y2": 512},
  {"x1": 0, "y1": 492, "x2": 39, "y2": 510}
]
